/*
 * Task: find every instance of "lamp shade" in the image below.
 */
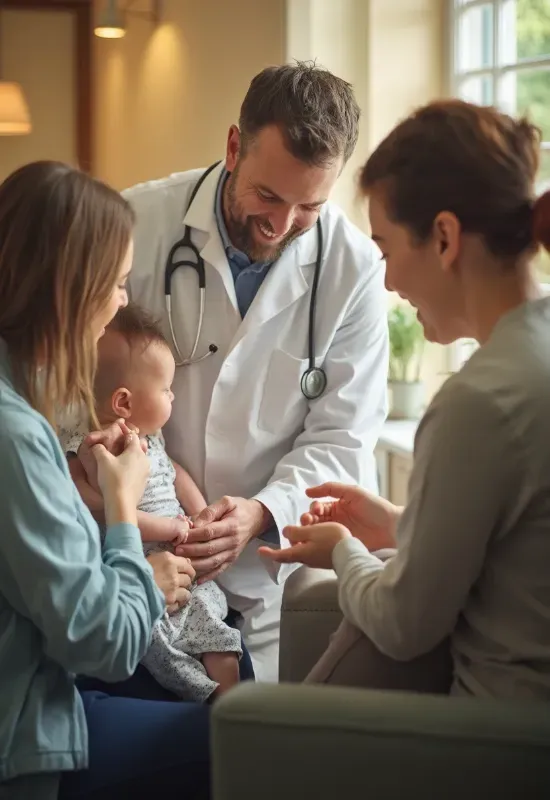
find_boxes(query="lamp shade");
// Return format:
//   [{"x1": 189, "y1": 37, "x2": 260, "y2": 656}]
[
  {"x1": 0, "y1": 81, "x2": 31, "y2": 135},
  {"x1": 95, "y1": 1, "x2": 126, "y2": 38}
]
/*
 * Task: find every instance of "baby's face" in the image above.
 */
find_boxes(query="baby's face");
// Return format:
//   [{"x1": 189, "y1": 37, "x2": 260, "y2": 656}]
[{"x1": 126, "y1": 342, "x2": 176, "y2": 436}]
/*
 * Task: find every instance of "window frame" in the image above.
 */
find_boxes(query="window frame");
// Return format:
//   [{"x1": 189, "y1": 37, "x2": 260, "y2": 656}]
[
  {"x1": 450, "y1": 0, "x2": 550, "y2": 187},
  {"x1": 450, "y1": 0, "x2": 550, "y2": 122}
]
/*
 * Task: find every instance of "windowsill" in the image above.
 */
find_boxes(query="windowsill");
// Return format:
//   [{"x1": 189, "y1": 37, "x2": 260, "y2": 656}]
[{"x1": 379, "y1": 418, "x2": 418, "y2": 457}]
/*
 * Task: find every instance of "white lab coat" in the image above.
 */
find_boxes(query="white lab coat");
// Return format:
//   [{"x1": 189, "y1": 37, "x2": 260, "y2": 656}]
[{"x1": 123, "y1": 162, "x2": 388, "y2": 681}]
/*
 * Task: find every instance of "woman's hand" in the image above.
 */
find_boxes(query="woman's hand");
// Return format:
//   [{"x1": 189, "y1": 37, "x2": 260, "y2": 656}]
[
  {"x1": 91, "y1": 430, "x2": 149, "y2": 526},
  {"x1": 78, "y1": 419, "x2": 144, "y2": 492},
  {"x1": 259, "y1": 522, "x2": 351, "y2": 569},
  {"x1": 302, "y1": 482, "x2": 401, "y2": 551},
  {"x1": 147, "y1": 551, "x2": 196, "y2": 614}
]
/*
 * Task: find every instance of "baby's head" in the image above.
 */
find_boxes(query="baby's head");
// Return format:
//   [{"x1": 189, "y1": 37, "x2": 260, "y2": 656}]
[{"x1": 95, "y1": 302, "x2": 175, "y2": 436}]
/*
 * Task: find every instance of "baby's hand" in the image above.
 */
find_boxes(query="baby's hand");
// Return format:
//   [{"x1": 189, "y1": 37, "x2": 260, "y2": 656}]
[
  {"x1": 169, "y1": 514, "x2": 192, "y2": 546},
  {"x1": 300, "y1": 501, "x2": 334, "y2": 527}
]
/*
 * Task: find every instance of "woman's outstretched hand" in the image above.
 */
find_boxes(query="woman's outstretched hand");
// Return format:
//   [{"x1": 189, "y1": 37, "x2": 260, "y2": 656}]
[
  {"x1": 259, "y1": 482, "x2": 402, "y2": 569},
  {"x1": 259, "y1": 521, "x2": 351, "y2": 569}
]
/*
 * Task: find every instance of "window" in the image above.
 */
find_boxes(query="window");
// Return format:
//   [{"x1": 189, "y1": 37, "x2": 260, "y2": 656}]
[
  {"x1": 451, "y1": 0, "x2": 550, "y2": 244},
  {"x1": 448, "y1": 0, "x2": 550, "y2": 369}
]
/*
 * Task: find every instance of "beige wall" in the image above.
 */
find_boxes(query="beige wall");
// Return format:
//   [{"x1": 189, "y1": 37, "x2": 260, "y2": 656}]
[
  {"x1": 367, "y1": 0, "x2": 448, "y2": 149},
  {"x1": 94, "y1": 0, "x2": 286, "y2": 189},
  {"x1": 286, "y1": 0, "x2": 371, "y2": 228},
  {"x1": 0, "y1": 9, "x2": 76, "y2": 182}
]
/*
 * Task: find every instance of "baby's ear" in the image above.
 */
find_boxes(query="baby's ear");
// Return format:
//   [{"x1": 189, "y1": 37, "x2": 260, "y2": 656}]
[{"x1": 111, "y1": 387, "x2": 132, "y2": 419}]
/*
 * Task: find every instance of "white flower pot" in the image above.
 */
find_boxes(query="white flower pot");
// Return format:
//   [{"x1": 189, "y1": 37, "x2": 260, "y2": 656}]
[{"x1": 388, "y1": 381, "x2": 425, "y2": 420}]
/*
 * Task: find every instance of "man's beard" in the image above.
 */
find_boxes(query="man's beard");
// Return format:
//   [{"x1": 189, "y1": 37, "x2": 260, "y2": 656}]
[{"x1": 224, "y1": 168, "x2": 304, "y2": 263}]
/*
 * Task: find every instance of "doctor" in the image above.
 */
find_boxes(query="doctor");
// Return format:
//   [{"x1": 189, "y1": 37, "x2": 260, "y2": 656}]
[{"x1": 123, "y1": 62, "x2": 388, "y2": 681}]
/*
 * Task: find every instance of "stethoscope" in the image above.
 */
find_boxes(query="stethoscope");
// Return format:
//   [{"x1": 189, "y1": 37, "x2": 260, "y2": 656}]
[{"x1": 164, "y1": 162, "x2": 327, "y2": 401}]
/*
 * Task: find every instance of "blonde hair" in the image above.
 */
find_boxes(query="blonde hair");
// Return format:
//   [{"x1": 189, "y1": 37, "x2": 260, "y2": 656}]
[{"x1": 0, "y1": 160, "x2": 135, "y2": 427}]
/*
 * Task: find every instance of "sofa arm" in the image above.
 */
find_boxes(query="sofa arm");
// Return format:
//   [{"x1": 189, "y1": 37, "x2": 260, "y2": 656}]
[
  {"x1": 212, "y1": 683, "x2": 550, "y2": 800},
  {"x1": 279, "y1": 566, "x2": 341, "y2": 682}
]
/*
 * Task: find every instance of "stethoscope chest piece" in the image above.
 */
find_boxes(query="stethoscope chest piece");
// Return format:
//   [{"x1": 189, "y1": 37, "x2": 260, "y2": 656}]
[{"x1": 301, "y1": 366, "x2": 327, "y2": 400}]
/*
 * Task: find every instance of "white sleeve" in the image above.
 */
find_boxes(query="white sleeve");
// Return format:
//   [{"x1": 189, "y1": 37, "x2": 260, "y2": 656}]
[
  {"x1": 331, "y1": 381, "x2": 520, "y2": 660},
  {"x1": 254, "y1": 254, "x2": 388, "y2": 540}
]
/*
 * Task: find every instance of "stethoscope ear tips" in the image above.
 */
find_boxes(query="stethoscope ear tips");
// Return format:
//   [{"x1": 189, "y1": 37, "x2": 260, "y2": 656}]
[{"x1": 209, "y1": 344, "x2": 218, "y2": 354}]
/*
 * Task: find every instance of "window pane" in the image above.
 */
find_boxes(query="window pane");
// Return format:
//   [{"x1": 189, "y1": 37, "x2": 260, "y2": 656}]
[
  {"x1": 503, "y1": 0, "x2": 550, "y2": 62},
  {"x1": 457, "y1": 3, "x2": 494, "y2": 71},
  {"x1": 539, "y1": 147, "x2": 550, "y2": 190},
  {"x1": 536, "y1": 249, "x2": 550, "y2": 280},
  {"x1": 535, "y1": 245, "x2": 550, "y2": 279},
  {"x1": 499, "y1": 67, "x2": 550, "y2": 139},
  {"x1": 458, "y1": 74, "x2": 494, "y2": 104}
]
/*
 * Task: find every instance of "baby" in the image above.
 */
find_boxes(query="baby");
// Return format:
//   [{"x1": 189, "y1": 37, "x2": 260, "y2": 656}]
[{"x1": 61, "y1": 302, "x2": 241, "y2": 703}]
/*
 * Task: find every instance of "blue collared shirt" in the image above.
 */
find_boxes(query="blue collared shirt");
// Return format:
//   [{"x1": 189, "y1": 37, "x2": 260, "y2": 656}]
[{"x1": 214, "y1": 169, "x2": 272, "y2": 318}]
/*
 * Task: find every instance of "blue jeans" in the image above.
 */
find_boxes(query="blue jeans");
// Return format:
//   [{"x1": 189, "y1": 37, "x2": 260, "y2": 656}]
[
  {"x1": 59, "y1": 689, "x2": 210, "y2": 799},
  {"x1": 60, "y1": 614, "x2": 254, "y2": 797}
]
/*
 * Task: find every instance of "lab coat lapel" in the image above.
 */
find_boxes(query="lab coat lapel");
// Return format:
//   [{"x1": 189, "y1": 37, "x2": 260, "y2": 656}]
[
  {"x1": 200, "y1": 235, "x2": 239, "y2": 313},
  {"x1": 182, "y1": 162, "x2": 239, "y2": 313}
]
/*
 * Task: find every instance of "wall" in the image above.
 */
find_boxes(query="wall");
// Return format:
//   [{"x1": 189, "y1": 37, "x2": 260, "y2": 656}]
[
  {"x1": 94, "y1": 0, "x2": 286, "y2": 189},
  {"x1": 366, "y1": 0, "x2": 448, "y2": 149},
  {"x1": 285, "y1": 0, "x2": 371, "y2": 228},
  {"x1": 0, "y1": 8, "x2": 76, "y2": 182}
]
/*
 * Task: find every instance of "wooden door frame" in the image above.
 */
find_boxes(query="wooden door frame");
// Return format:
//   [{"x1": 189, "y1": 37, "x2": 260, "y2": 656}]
[{"x1": 0, "y1": 0, "x2": 94, "y2": 171}]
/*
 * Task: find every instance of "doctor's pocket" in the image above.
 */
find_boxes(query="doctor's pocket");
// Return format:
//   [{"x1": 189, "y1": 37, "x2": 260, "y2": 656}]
[{"x1": 257, "y1": 349, "x2": 310, "y2": 436}]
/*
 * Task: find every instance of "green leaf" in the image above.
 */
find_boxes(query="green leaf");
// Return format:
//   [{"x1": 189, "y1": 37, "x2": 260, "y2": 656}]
[{"x1": 387, "y1": 305, "x2": 425, "y2": 383}]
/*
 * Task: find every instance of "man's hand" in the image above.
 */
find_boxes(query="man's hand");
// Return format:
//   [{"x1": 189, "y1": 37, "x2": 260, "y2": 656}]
[
  {"x1": 259, "y1": 521, "x2": 351, "y2": 570},
  {"x1": 174, "y1": 496, "x2": 272, "y2": 583}
]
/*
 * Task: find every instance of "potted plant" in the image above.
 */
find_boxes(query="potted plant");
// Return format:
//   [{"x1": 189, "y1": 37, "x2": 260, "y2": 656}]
[{"x1": 387, "y1": 305, "x2": 425, "y2": 419}]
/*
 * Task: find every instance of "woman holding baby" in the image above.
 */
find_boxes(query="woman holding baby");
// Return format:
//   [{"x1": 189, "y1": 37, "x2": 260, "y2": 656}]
[{"x1": 0, "y1": 161, "x2": 210, "y2": 799}]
